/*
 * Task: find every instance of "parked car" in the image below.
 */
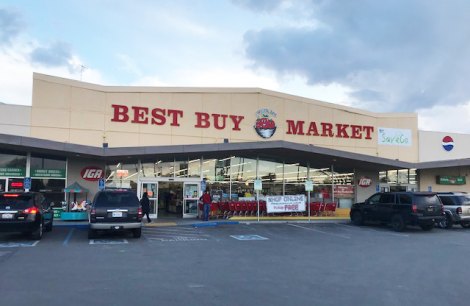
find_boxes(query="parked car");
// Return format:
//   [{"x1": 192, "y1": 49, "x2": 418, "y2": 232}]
[
  {"x1": 88, "y1": 190, "x2": 142, "y2": 239},
  {"x1": 436, "y1": 192, "x2": 470, "y2": 229},
  {"x1": 0, "y1": 192, "x2": 53, "y2": 239},
  {"x1": 350, "y1": 192, "x2": 444, "y2": 231}
]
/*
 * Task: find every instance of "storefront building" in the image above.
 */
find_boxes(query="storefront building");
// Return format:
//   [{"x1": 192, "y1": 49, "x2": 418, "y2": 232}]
[{"x1": 1, "y1": 73, "x2": 468, "y2": 218}]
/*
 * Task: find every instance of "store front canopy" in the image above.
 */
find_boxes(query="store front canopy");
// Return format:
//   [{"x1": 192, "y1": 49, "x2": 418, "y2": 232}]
[
  {"x1": 0, "y1": 133, "x2": 436, "y2": 172},
  {"x1": 64, "y1": 182, "x2": 89, "y2": 193}
]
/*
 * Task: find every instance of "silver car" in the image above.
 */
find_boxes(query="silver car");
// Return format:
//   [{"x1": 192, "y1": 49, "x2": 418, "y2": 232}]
[{"x1": 437, "y1": 193, "x2": 470, "y2": 229}]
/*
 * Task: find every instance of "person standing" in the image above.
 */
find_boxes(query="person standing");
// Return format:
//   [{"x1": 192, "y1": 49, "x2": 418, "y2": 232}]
[
  {"x1": 200, "y1": 190, "x2": 212, "y2": 221},
  {"x1": 140, "y1": 192, "x2": 151, "y2": 223}
]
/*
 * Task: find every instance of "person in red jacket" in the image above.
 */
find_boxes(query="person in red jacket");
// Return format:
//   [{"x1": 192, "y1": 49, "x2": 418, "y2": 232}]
[{"x1": 199, "y1": 190, "x2": 212, "y2": 221}]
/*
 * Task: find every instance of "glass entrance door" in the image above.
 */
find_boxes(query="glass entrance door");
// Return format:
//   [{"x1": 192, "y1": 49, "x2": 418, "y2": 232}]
[
  {"x1": 183, "y1": 182, "x2": 200, "y2": 218},
  {"x1": 140, "y1": 182, "x2": 158, "y2": 218}
]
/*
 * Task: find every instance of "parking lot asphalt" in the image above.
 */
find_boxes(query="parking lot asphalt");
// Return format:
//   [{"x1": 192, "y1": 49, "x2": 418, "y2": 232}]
[{"x1": 1, "y1": 222, "x2": 470, "y2": 306}]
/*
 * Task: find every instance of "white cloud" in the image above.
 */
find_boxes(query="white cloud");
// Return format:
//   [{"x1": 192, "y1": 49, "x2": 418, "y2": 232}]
[{"x1": 418, "y1": 102, "x2": 470, "y2": 133}]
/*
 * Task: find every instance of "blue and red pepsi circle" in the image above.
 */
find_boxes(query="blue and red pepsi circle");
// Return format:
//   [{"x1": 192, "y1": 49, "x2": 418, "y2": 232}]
[{"x1": 442, "y1": 136, "x2": 454, "y2": 151}]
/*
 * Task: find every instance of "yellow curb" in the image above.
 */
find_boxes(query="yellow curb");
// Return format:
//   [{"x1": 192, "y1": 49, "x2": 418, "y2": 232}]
[{"x1": 144, "y1": 222, "x2": 177, "y2": 227}]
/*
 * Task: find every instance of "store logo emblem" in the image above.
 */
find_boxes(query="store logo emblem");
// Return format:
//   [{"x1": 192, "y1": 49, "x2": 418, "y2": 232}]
[
  {"x1": 358, "y1": 177, "x2": 372, "y2": 187},
  {"x1": 442, "y1": 136, "x2": 454, "y2": 152},
  {"x1": 254, "y1": 109, "x2": 277, "y2": 139},
  {"x1": 81, "y1": 167, "x2": 104, "y2": 181}
]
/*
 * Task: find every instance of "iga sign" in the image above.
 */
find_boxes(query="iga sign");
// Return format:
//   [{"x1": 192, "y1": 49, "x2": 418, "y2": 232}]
[
  {"x1": 81, "y1": 166, "x2": 104, "y2": 181},
  {"x1": 358, "y1": 177, "x2": 372, "y2": 188},
  {"x1": 266, "y1": 195, "x2": 306, "y2": 213}
]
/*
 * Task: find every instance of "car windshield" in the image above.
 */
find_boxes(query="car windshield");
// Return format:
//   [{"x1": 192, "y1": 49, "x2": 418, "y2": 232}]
[
  {"x1": 414, "y1": 194, "x2": 439, "y2": 205},
  {"x1": 94, "y1": 192, "x2": 139, "y2": 207},
  {"x1": 0, "y1": 194, "x2": 34, "y2": 209}
]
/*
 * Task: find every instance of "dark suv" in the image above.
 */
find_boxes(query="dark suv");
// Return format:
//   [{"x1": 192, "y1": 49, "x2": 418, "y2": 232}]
[
  {"x1": 88, "y1": 190, "x2": 142, "y2": 239},
  {"x1": 0, "y1": 192, "x2": 53, "y2": 239},
  {"x1": 436, "y1": 192, "x2": 470, "y2": 229},
  {"x1": 350, "y1": 192, "x2": 444, "y2": 231}
]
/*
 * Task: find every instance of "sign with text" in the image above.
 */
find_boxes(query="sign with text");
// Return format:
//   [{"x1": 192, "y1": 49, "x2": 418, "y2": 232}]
[
  {"x1": 266, "y1": 195, "x2": 306, "y2": 213},
  {"x1": 254, "y1": 179, "x2": 262, "y2": 191},
  {"x1": 31, "y1": 169, "x2": 66, "y2": 178},
  {"x1": 436, "y1": 176, "x2": 466, "y2": 185},
  {"x1": 0, "y1": 167, "x2": 25, "y2": 177},
  {"x1": 378, "y1": 127, "x2": 412, "y2": 146}
]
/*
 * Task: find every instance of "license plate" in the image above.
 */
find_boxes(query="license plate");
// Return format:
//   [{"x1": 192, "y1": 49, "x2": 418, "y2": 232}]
[
  {"x1": 427, "y1": 207, "x2": 434, "y2": 212},
  {"x1": 112, "y1": 211, "x2": 123, "y2": 217},
  {"x1": 2, "y1": 213, "x2": 14, "y2": 219}
]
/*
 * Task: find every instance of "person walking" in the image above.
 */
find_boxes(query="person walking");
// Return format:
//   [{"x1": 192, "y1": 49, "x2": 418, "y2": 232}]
[
  {"x1": 200, "y1": 190, "x2": 212, "y2": 221},
  {"x1": 140, "y1": 192, "x2": 151, "y2": 223}
]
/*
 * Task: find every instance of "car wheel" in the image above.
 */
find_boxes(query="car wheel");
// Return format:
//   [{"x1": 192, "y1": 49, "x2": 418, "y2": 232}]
[
  {"x1": 461, "y1": 222, "x2": 470, "y2": 228},
  {"x1": 438, "y1": 213, "x2": 453, "y2": 229},
  {"x1": 88, "y1": 229, "x2": 97, "y2": 239},
  {"x1": 132, "y1": 228, "x2": 142, "y2": 238},
  {"x1": 391, "y1": 214, "x2": 405, "y2": 232},
  {"x1": 31, "y1": 221, "x2": 43, "y2": 240},
  {"x1": 351, "y1": 211, "x2": 364, "y2": 226},
  {"x1": 420, "y1": 223, "x2": 434, "y2": 231}
]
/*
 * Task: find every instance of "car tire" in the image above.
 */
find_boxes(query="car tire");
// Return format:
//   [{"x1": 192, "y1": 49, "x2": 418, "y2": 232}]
[
  {"x1": 31, "y1": 221, "x2": 43, "y2": 240},
  {"x1": 391, "y1": 214, "x2": 405, "y2": 232},
  {"x1": 351, "y1": 211, "x2": 364, "y2": 226},
  {"x1": 88, "y1": 229, "x2": 97, "y2": 239},
  {"x1": 132, "y1": 228, "x2": 142, "y2": 238},
  {"x1": 438, "y1": 214, "x2": 453, "y2": 229},
  {"x1": 460, "y1": 222, "x2": 470, "y2": 228},
  {"x1": 420, "y1": 223, "x2": 434, "y2": 231}
]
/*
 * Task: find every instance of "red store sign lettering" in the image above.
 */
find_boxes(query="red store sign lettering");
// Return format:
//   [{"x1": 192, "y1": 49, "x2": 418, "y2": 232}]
[
  {"x1": 110, "y1": 104, "x2": 374, "y2": 140},
  {"x1": 81, "y1": 166, "x2": 104, "y2": 181}
]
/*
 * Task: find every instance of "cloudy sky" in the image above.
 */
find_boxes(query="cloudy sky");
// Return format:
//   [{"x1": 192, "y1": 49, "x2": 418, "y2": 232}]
[{"x1": 1, "y1": 0, "x2": 470, "y2": 133}]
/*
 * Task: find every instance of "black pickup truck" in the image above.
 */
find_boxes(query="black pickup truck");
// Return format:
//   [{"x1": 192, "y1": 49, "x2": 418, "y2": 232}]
[{"x1": 350, "y1": 192, "x2": 444, "y2": 231}]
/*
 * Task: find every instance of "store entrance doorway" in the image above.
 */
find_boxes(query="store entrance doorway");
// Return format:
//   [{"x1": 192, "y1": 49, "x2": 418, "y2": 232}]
[{"x1": 138, "y1": 179, "x2": 200, "y2": 220}]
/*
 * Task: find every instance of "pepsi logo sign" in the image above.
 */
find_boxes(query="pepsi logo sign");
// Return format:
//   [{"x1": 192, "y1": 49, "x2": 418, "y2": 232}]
[
  {"x1": 81, "y1": 166, "x2": 104, "y2": 181},
  {"x1": 358, "y1": 177, "x2": 372, "y2": 187},
  {"x1": 442, "y1": 136, "x2": 454, "y2": 152}
]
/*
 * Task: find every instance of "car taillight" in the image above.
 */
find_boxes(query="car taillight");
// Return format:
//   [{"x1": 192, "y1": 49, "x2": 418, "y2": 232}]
[
  {"x1": 3, "y1": 194, "x2": 19, "y2": 197},
  {"x1": 412, "y1": 204, "x2": 418, "y2": 213},
  {"x1": 457, "y1": 207, "x2": 462, "y2": 215},
  {"x1": 138, "y1": 207, "x2": 143, "y2": 219},
  {"x1": 90, "y1": 209, "x2": 96, "y2": 216},
  {"x1": 23, "y1": 207, "x2": 38, "y2": 214}
]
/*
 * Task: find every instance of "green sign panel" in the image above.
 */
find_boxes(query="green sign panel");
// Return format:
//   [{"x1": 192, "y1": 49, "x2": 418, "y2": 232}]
[
  {"x1": 31, "y1": 169, "x2": 66, "y2": 178},
  {"x1": 0, "y1": 167, "x2": 26, "y2": 177},
  {"x1": 436, "y1": 176, "x2": 466, "y2": 185}
]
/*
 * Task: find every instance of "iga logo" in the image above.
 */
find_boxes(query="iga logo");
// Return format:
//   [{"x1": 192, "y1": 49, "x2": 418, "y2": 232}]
[
  {"x1": 442, "y1": 136, "x2": 454, "y2": 152},
  {"x1": 254, "y1": 108, "x2": 277, "y2": 139},
  {"x1": 81, "y1": 166, "x2": 104, "y2": 181},
  {"x1": 358, "y1": 177, "x2": 372, "y2": 187}
]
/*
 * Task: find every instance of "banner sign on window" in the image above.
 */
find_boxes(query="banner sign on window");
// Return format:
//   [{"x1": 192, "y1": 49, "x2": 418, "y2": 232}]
[
  {"x1": 0, "y1": 167, "x2": 25, "y2": 177},
  {"x1": 266, "y1": 195, "x2": 306, "y2": 213},
  {"x1": 378, "y1": 127, "x2": 412, "y2": 146}
]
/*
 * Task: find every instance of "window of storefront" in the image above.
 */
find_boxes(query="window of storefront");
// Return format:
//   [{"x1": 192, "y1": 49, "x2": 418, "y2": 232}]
[
  {"x1": 105, "y1": 162, "x2": 139, "y2": 191},
  {"x1": 30, "y1": 154, "x2": 67, "y2": 207},
  {"x1": 0, "y1": 151, "x2": 26, "y2": 178}
]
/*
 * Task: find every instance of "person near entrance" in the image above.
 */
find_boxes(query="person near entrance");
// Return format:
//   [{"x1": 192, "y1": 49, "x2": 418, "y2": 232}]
[
  {"x1": 140, "y1": 192, "x2": 151, "y2": 223},
  {"x1": 199, "y1": 190, "x2": 212, "y2": 221}
]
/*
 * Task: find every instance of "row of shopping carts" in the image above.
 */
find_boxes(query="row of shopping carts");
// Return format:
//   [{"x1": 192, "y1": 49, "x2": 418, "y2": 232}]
[{"x1": 199, "y1": 201, "x2": 337, "y2": 219}]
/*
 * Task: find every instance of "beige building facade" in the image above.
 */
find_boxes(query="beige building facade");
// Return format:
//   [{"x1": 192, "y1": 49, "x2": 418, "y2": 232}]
[
  {"x1": 30, "y1": 73, "x2": 419, "y2": 162},
  {"x1": 1, "y1": 73, "x2": 469, "y2": 219}
]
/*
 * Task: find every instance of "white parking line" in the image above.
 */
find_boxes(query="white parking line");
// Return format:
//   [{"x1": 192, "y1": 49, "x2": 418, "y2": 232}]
[
  {"x1": 0, "y1": 241, "x2": 40, "y2": 248},
  {"x1": 288, "y1": 224, "x2": 351, "y2": 239},
  {"x1": 337, "y1": 223, "x2": 410, "y2": 237}
]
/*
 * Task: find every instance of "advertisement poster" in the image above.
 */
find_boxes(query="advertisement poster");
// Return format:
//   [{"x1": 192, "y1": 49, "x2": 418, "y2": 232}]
[{"x1": 266, "y1": 195, "x2": 306, "y2": 213}]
